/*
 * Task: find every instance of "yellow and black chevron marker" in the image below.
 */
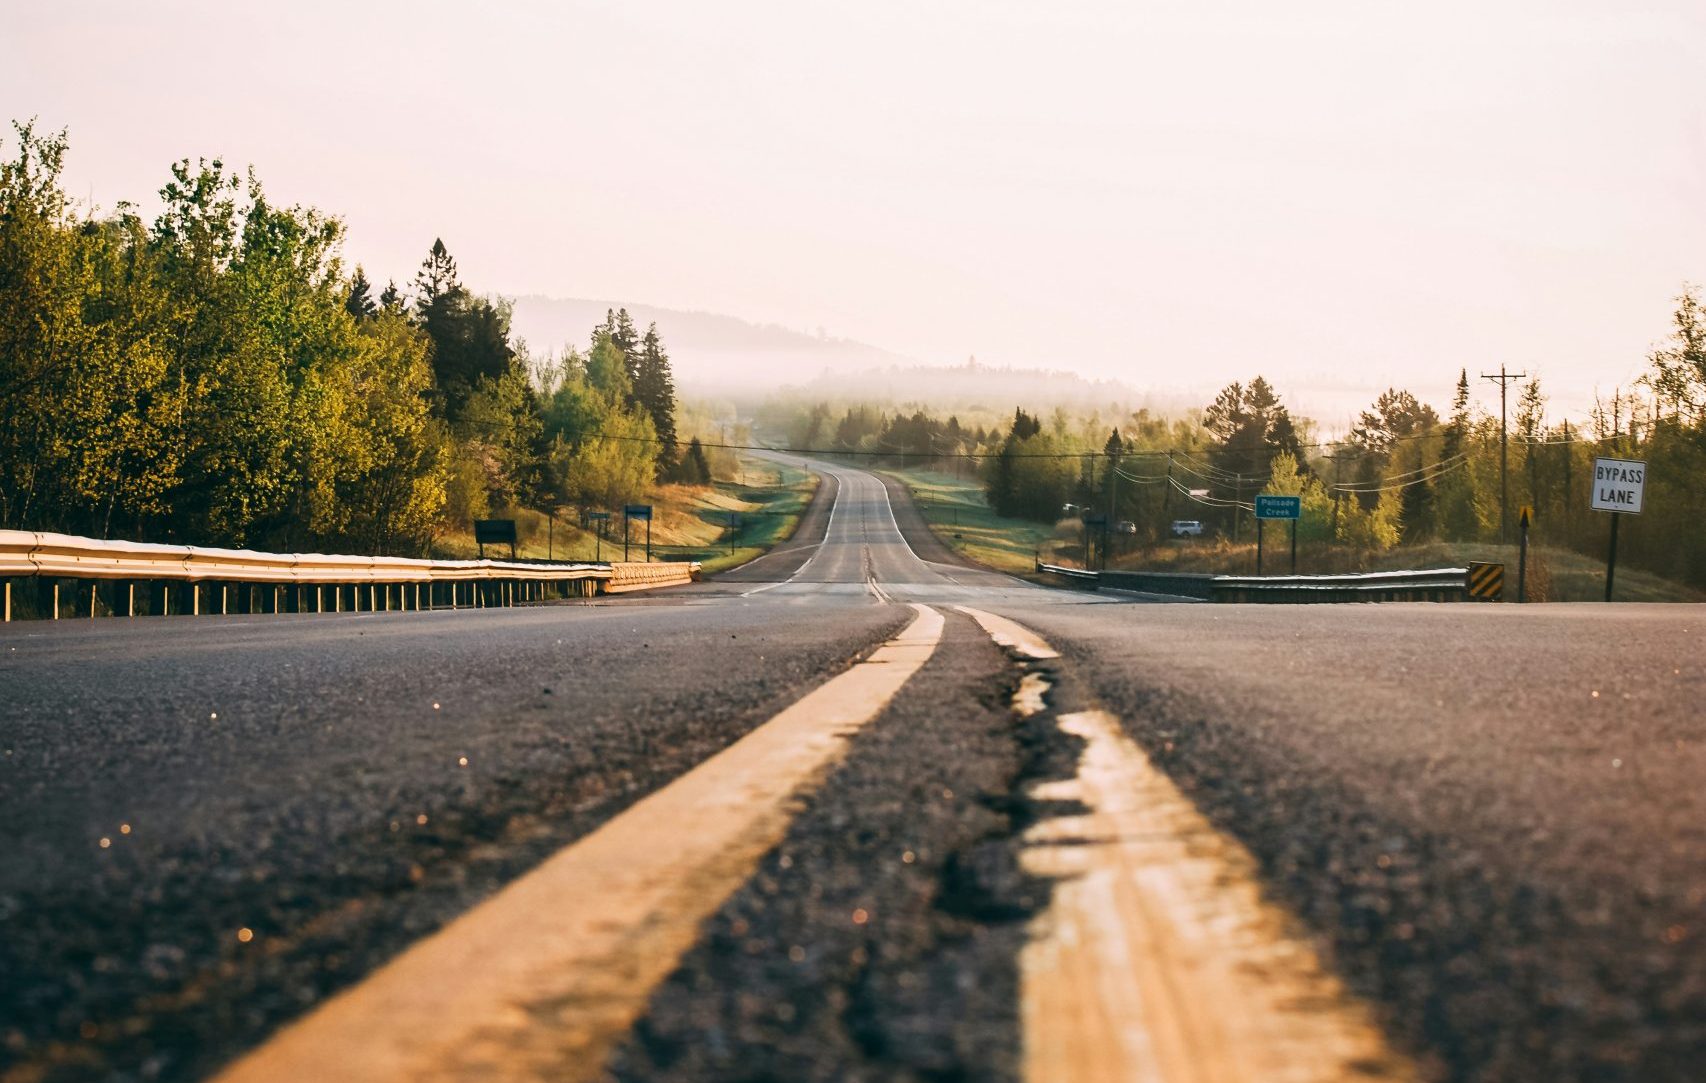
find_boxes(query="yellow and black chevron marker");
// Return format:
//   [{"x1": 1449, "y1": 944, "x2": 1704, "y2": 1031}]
[{"x1": 1467, "y1": 561, "x2": 1505, "y2": 601}]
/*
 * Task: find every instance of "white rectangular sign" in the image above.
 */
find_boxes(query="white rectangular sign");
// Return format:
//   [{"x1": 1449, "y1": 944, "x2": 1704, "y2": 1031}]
[{"x1": 1591, "y1": 457, "x2": 1646, "y2": 514}]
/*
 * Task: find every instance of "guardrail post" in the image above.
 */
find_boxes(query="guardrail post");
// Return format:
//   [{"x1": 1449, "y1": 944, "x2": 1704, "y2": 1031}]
[{"x1": 3, "y1": 580, "x2": 9, "y2": 622}]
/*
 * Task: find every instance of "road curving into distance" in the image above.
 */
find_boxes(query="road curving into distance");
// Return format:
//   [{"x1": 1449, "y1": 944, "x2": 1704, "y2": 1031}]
[{"x1": 2, "y1": 455, "x2": 1702, "y2": 1083}]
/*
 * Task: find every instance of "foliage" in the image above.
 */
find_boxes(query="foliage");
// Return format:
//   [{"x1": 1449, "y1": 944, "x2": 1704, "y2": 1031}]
[
  {"x1": 413, "y1": 238, "x2": 515, "y2": 419},
  {"x1": 0, "y1": 122, "x2": 685, "y2": 554}
]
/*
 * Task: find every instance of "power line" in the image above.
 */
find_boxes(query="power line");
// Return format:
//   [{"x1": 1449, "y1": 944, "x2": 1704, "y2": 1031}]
[{"x1": 581, "y1": 419, "x2": 1606, "y2": 467}]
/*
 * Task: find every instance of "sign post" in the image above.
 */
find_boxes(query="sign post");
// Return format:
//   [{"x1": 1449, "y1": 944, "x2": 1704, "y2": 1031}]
[
  {"x1": 1590, "y1": 458, "x2": 1645, "y2": 601},
  {"x1": 1516, "y1": 506, "x2": 1532, "y2": 602},
  {"x1": 624, "y1": 504, "x2": 654, "y2": 562},
  {"x1": 585, "y1": 511, "x2": 610, "y2": 562},
  {"x1": 1254, "y1": 495, "x2": 1302, "y2": 576}
]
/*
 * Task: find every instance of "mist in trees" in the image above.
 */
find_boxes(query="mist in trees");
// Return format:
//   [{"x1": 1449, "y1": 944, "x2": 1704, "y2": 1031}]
[{"x1": 761, "y1": 288, "x2": 1706, "y2": 590}]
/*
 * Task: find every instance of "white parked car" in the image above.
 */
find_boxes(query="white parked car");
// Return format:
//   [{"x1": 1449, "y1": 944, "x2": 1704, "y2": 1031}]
[{"x1": 1170, "y1": 520, "x2": 1205, "y2": 537}]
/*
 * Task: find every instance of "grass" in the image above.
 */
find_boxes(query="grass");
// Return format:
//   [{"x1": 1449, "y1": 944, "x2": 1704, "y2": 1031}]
[
  {"x1": 884, "y1": 468, "x2": 1077, "y2": 575},
  {"x1": 433, "y1": 454, "x2": 819, "y2": 575}
]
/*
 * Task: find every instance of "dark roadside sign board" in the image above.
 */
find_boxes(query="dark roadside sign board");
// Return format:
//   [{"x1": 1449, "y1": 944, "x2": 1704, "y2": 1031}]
[
  {"x1": 473, "y1": 518, "x2": 517, "y2": 560},
  {"x1": 1591, "y1": 457, "x2": 1645, "y2": 601},
  {"x1": 623, "y1": 504, "x2": 654, "y2": 562},
  {"x1": 1253, "y1": 494, "x2": 1301, "y2": 575}
]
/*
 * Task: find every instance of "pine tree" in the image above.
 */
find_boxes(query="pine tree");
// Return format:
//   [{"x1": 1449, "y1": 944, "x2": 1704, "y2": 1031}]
[
  {"x1": 1443, "y1": 368, "x2": 1471, "y2": 460},
  {"x1": 378, "y1": 279, "x2": 402, "y2": 314},
  {"x1": 1102, "y1": 428, "x2": 1124, "y2": 503},
  {"x1": 633, "y1": 322, "x2": 678, "y2": 466},
  {"x1": 410, "y1": 239, "x2": 513, "y2": 417},
  {"x1": 1437, "y1": 368, "x2": 1479, "y2": 540},
  {"x1": 414, "y1": 238, "x2": 458, "y2": 311},
  {"x1": 345, "y1": 265, "x2": 376, "y2": 321},
  {"x1": 685, "y1": 437, "x2": 712, "y2": 484},
  {"x1": 590, "y1": 307, "x2": 642, "y2": 389}
]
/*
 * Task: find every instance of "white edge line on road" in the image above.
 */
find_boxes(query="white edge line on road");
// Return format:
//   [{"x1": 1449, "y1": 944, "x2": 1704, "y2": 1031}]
[
  {"x1": 214, "y1": 603, "x2": 946, "y2": 1083},
  {"x1": 740, "y1": 462, "x2": 844, "y2": 597},
  {"x1": 872, "y1": 472, "x2": 1045, "y2": 592}
]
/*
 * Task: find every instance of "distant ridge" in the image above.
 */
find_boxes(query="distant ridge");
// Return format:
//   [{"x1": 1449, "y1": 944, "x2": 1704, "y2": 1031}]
[
  {"x1": 506, "y1": 294, "x2": 1180, "y2": 412},
  {"x1": 776, "y1": 358, "x2": 1172, "y2": 415},
  {"x1": 506, "y1": 295, "x2": 919, "y2": 392}
]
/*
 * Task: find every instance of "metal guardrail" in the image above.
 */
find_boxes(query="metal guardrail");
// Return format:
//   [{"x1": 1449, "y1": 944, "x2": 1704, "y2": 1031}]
[
  {"x1": 1097, "y1": 569, "x2": 1218, "y2": 600},
  {"x1": 1208, "y1": 568, "x2": 1468, "y2": 603},
  {"x1": 1036, "y1": 558, "x2": 1471, "y2": 604},
  {"x1": 0, "y1": 530, "x2": 700, "y2": 621},
  {"x1": 1035, "y1": 560, "x2": 1101, "y2": 585}
]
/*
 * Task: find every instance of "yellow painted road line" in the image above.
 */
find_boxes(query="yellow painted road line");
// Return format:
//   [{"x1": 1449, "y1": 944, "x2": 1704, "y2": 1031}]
[
  {"x1": 215, "y1": 603, "x2": 944, "y2": 1083},
  {"x1": 953, "y1": 605, "x2": 1058, "y2": 660},
  {"x1": 956, "y1": 607, "x2": 1415, "y2": 1083}
]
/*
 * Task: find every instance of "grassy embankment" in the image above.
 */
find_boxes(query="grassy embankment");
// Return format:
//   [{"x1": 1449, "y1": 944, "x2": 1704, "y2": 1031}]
[
  {"x1": 886, "y1": 467, "x2": 1075, "y2": 575},
  {"x1": 433, "y1": 455, "x2": 818, "y2": 576},
  {"x1": 887, "y1": 467, "x2": 1702, "y2": 602}
]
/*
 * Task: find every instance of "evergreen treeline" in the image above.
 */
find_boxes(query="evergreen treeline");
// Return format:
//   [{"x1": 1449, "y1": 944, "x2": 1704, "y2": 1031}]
[
  {"x1": 0, "y1": 123, "x2": 695, "y2": 554},
  {"x1": 776, "y1": 286, "x2": 1706, "y2": 588}
]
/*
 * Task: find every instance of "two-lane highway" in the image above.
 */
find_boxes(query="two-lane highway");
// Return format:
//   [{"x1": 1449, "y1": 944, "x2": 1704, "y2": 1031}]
[{"x1": 3, "y1": 457, "x2": 1702, "y2": 1083}]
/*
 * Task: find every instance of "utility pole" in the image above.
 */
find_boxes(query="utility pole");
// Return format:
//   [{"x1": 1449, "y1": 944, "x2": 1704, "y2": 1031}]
[
  {"x1": 1482, "y1": 365, "x2": 1527, "y2": 544},
  {"x1": 1326, "y1": 447, "x2": 1358, "y2": 543},
  {"x1": 1103, "y1": 445, "x2": 1120, "y2": 570},
  {"x1": 1161, "y1": 451, "x2": 1174, "y2": 522},
  {"x1": 1232, "y1": 472, "x2": 1243, "y2": 543}
]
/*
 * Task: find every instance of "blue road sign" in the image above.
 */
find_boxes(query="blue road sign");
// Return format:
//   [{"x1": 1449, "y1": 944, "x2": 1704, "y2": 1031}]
[
  {"x1": 624, "y1": 504, "x2": 653, "y2": 521},
  {"x1": 1254, "y1": 494, "x2": 1301, "y2": 520}
]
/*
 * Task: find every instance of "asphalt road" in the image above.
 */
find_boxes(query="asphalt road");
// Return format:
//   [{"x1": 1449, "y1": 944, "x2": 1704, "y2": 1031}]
[{"x1": 2, "y1": 457, "x2": 1702, "y2": 1082}]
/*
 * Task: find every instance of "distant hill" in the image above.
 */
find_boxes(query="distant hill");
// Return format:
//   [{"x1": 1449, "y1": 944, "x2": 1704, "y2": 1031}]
[
  {"x1": 506, "y1": 294, "x2": 1182, "y2": 414},
  {"x1": 506, "y1": 295, "x2": 918, "y2": 394},
  {"x1": 775, "y1": 358, "x2": 1182, "y2": 416}
]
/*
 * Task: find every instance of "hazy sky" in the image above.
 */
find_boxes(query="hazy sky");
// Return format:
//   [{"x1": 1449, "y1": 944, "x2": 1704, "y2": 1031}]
[{"x1": 6, "y1": 1, "x2": 1703, "y2": 423}]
